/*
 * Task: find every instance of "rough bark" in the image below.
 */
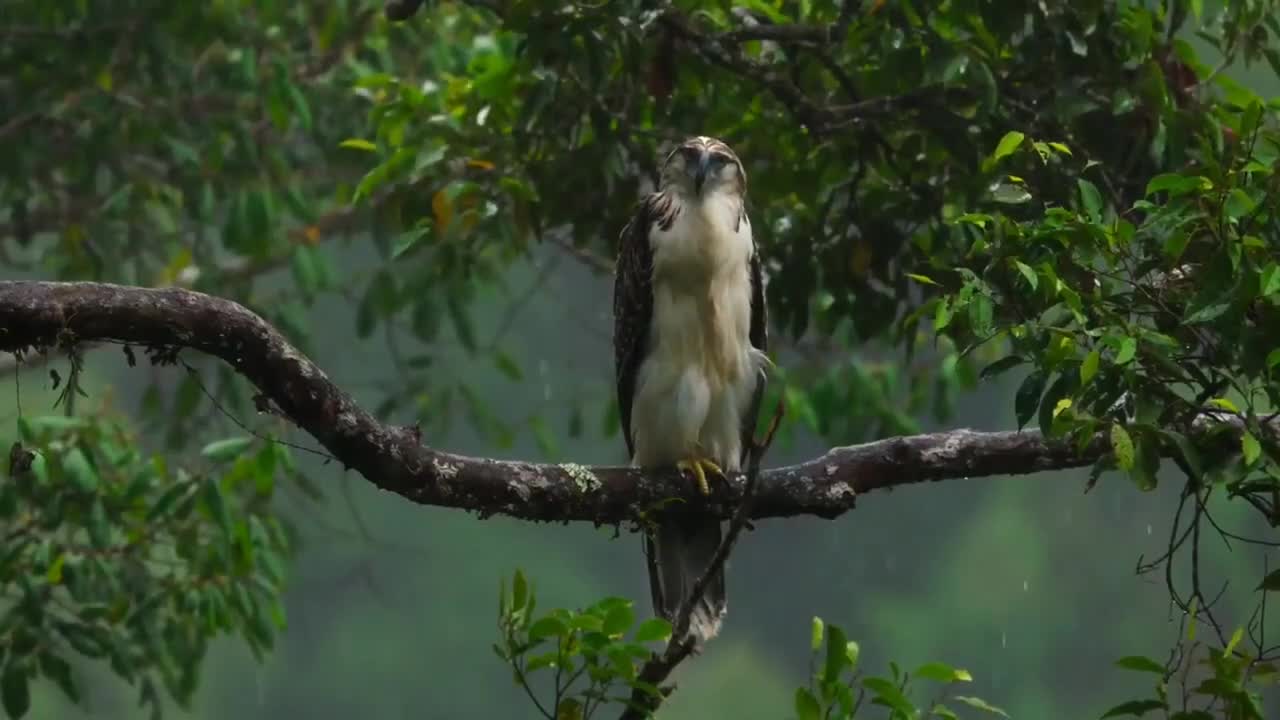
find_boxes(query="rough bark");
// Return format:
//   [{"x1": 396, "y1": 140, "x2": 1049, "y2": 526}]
[{"x1": 0, "y1": 280, "x2": 1140, "y2": 524}]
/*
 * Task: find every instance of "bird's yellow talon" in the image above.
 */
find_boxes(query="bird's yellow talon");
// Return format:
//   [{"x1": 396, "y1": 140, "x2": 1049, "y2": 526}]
[{"x1": 677, "y1": 456, "x2": 723, "y2": 495}]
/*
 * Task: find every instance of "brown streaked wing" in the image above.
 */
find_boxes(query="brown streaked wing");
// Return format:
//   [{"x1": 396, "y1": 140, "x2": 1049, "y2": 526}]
[{"x1": 613, "y1": 192, "x2": 678, "y2": 458}]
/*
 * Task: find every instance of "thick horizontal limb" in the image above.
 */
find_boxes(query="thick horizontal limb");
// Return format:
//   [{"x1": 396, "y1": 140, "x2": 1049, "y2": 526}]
[{"x1": 0, "y1": 280, "x2": 1144, "y2": 524}]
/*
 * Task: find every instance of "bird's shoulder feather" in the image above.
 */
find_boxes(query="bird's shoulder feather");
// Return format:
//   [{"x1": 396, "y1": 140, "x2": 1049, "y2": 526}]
[{"x1": 613, "y1": 192, "x2": 676, "y2": 458}]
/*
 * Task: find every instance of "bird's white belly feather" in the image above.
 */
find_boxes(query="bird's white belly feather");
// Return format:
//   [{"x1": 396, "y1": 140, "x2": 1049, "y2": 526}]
[{"x1": 629, "y1": 196, "x2": 765, "y2": 473}]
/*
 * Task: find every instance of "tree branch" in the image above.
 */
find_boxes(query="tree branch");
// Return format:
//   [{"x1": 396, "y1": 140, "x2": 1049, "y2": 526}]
[{"x1": 0, "y1": 281, "x2": 1246, "y2": 526}]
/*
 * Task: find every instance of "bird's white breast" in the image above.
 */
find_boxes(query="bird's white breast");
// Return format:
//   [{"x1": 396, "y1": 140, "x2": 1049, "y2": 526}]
[{"x1": 629, "y1": 193, "x2": 765, "y2": 471}]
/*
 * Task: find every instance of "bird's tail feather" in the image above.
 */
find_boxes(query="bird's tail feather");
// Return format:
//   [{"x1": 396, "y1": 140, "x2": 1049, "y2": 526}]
[{"x1": 646, "y1": 517, "x2": 726, "y2": 644}]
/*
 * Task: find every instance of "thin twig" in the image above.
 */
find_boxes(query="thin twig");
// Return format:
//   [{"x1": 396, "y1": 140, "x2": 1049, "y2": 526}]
[{"x1": 618, "y1": 397, "x2": 785, "y2": 720}]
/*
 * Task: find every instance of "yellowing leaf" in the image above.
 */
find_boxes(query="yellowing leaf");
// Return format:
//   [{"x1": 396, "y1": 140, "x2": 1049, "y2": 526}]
[
  {"x1": 432, "y1": 190, "x2": 453, "y2": 235},
  {"x1": 905, "y1": 272, "x2": 938, "y2": 286},
  {"x1": 466, "y1": 158, "x2": 496, "y2": 171},
  {"x1": 1052, "y1": 397, "x2": 1073, "y2": 418},
  {"x1": 850, "y1": 241, "x2": 873, "y2": 276},
  {"x1": 339, "y1": 138, "x2": 378, "y2": 152},
  {"x1": 1208, "y1": 397, "x2": 1240, "y2": 413},
  {"x1": 303, "y1": 225, "x2": 321, "y2": 245},
  {"x1": 1111, "y1": 424, "x2": 1135, "y2": 471},
  {"x1": 46, "y1": 552, "x2": 65, "y2": 584},
  {"x1": 159, "y1": 247, "x2": 193, "y2": 286}
]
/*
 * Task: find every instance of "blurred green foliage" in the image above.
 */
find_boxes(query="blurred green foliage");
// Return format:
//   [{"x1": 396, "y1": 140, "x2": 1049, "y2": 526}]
[
  {"x1": 2, "y1": 416, "x2": 292, "y2": 718},
  {"x1": 4, "y1": 0, "x2": 1280, "y2": 717}
]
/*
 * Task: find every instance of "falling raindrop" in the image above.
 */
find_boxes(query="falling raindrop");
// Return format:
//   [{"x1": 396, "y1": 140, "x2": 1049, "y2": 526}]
[
  {"x1": 1022, "y1": 579, "x2": 1029, "y2": 592},
  {"x1": 1001, "y1": 631, "x2": 1007, "y2": 648},
  {"x1": 1146, "y1": 524, "x2": 1152, "y2": 535}
]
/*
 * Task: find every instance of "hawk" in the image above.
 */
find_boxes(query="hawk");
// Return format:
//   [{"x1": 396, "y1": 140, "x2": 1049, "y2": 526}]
[{"x1": 612, "y1": 136, "x2": 769, "y2": 644}]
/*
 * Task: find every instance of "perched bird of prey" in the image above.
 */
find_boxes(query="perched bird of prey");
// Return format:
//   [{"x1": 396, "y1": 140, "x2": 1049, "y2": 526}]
[{"x1": 612, "y1": 136, "x2": 769, "y2": 644}]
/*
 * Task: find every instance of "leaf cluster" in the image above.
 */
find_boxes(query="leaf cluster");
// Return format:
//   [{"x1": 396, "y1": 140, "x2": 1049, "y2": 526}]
[
  {"x1": 1, "y1": 414, "x2": 294, "y2": 718},
  {"x1": 494, "y1": 569, "x2": 675, "y2": 719}
]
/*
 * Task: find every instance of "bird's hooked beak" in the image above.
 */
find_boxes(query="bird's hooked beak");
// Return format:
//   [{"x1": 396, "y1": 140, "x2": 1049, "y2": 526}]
[{"x1": 691, "y1": 150, "x2": 711, "y2": 195}]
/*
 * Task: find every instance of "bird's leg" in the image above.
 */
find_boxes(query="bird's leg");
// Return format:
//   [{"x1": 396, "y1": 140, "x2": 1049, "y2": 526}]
[{"x1": 676, "y1": 448, "x2": 723, "y2": 496}]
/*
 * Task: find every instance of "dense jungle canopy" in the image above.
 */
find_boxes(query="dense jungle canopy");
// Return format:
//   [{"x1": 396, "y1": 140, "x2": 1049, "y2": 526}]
[{"x1": 3, "y1": 0, "x2": 1280, "y2": 718}]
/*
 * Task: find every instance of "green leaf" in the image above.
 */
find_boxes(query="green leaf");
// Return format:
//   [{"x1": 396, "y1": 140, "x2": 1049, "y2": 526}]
[
  {"x1": 1111, "y1": 424, "x2": 1135, "y2": 471},
  {"x1": 934, "y1": 297, "x2": 954, "y2": 331},
  {"x1": 823, "y1": 624, "x2": 849, "y2": 682},
  {"x1": 954, "y1": 695, "x2": 1009, "y2": 717},
  {"x1": 292, "y1": 245, "x2": 323, "y2": 295},
  {"x1": 1225, "y1": 188, "x2": 1256, "y2": 220},
  {"x1": 1184, "y1": 297, "x2": 1233, "y2": 324},
  {"x1": 1145, "y1": 173, "x2": 1212, "y2": 196},
  {"x1": 794, "y1": 687, "x2": 822, "y2": 720},
  {"x1": 202, "y1": 478, "x2": 231, "y2": 540},
  {"x1": 979, "y1": 354, "x2": 1023, "y2": 380},
  {"x1": 1100, "y1": 699, "x2": 1166, "y2": 718},
  {"x1": 1258, "y1": 569, "x2": 1280, "y2": 591},
  {"x1": 1114, "y1": 655, "x2": 1166, "y2": 674},
  {"x1": 63, "y1": 447, "x2": 98, "y2": 492},
  {"x1": 200, "y1": 436, "x2": 253, "y2": 462},
  {"x1": 447, "y1": 296, "x2": 477, "y2": 353},
  {"x1": 1015, "y1": 371, "x2": 1047, "y2": 430},
  {"x1": 46, "y1": 552, "x2": 65, "y2": 584},
  {"x1": 1163, "y1": 230, "x2": 1191, "y2": 262},
  {"x1": 1267, "y1": 348, "x2": 1280, "y2": 373},
  {"x1": 493, "y1": 351, "x2": 523, "y2": 381},
  {"x1": 39, "y1": 652, "x2": 78, "y2": 703},
  {"x1": 1114, "y1": 337, "x2": 1137, "y2": 366},
  {"x1": 1260, "y1": 263, "x2": 1280, "y2": 297},
  {"x1": 1081, "y1": 350, "x2": 1102, "y2": 385},
  {"x1": 528, "y1": 616, "x2": 568, "y2": 641},
  {"x1": 603, "y1": 602, "x2": 635, "y2": 637},
  {"x1": 1224, "y1": 626, "x2": 1244, "y2": 655},
  {"x1": 1242, "y1": 432, "x2": 1261, "y2": 465},
  {"x1": 905, "y1": 273, "x2": 939, "y2": 286},
  {"x1": 634, "y1": 618, "x2": 672, "y2": 643},
  {"x1": 568, "y1": 613, "x2": 603, "y2": 633},
  {"x1": 991, "y1": 131, "x2": 1025, "y2": 163},
  {"x1": 968, "y1": 293, "x2": 994, "y2": 336},
  {"x1": 142, "y1": 478, "x2": 175, "y2": 520},
  {"x1": 991, "y1": 182, "x2": 1032, "y2": 204},
  {"x1": 529, "y1": 416, "x2": 558, "y2": 458},
  {"x1": 1014, "y1": 260, "x2": 1038, "y2": 290},
  {"x1": 1078, "y1": 178, "x2": 1103, "y2": 220},
  {"x1": 1, "y1": 661, "x2": 30, "y2": 719},
  {"x1": 88, "y1": 496, "x2": 110, "y2": 548},
  {"x1": 862, "y1": 677, "x2": 916, "y2": 716},
  {"x1": 913, "y1": 661, "x2": 973, "y2": 683},
  {"x1": 810, "y1": 616, "x2": 824, "y2": 651}
]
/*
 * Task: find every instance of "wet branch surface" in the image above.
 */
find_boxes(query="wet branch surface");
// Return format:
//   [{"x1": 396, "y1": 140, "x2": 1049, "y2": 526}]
[{"x1": 0, "y1": 281, "x2": 1233, "y2": 526}]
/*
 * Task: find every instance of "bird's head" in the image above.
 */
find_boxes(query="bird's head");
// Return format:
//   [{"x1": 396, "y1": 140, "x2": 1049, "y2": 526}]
[{"x1": 659, "y1": 136, "x2": 746, "y2": 200}]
